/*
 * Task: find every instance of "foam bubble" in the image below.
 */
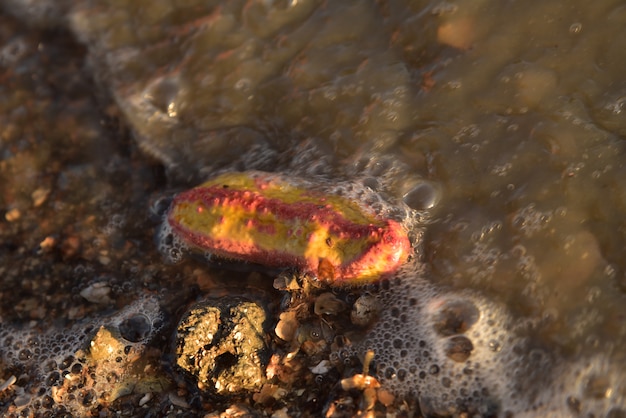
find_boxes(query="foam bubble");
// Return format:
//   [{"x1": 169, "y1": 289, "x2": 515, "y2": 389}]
[
  {"x1": 349, "y1": 264, "x2": 626, "y2": 415},
  {"x1": 0, "y1": 296, "x2": 164, "y2": 416},
  {"x1": 510, "y1": 203, "x2": 553, "y2": 237},
  {"x1": 155, "y1": 218, "x2": 190, "y2": 264},
  {"x1": 402, "y1": 180, "x2": 442, "y2": 211},
  {"x1": 515, "y1": 354, "x2": 626, "y2": 417}
]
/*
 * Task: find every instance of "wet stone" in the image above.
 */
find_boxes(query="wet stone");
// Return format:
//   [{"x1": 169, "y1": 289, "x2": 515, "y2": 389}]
[
  {"x1": 432, "y1": 298, "x2": 480, "y2": 337},
  {"x1": 607, "y1": 408, "x2": 626, "y2": 418},
  {"x1": 350, "y1": 293, "x2": 382, "y2": 328},
  {"x1": 566, "y1": 396, "x2": 581, "y2": 413},
  {"x1": 444, "y1": 335, "x2": 474, "y2": 363},
  {"x1": 174, "y1": 296, "x2": 268, "y2": 396},
  {"x1": 582, "y1": 374, "x2": 611, "y2": 400}
]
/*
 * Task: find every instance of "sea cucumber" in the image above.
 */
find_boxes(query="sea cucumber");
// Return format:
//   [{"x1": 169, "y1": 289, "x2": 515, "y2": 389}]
[{"x1": 163, "y1": 171, "x2": 410, "y2": 285}]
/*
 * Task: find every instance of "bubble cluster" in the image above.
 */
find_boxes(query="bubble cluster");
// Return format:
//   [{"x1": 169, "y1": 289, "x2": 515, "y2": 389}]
[
  {"x1": 510, "y1": 203, "x2": 553, "y2": 237},
  {"x1": 350, "y1": 266, "x2": 626, "y2": 415},
  {"x1": 156, "y1": 215, "x2": 191, "y2": 264},
  {"x1": 0, "y1": 296, "x2": 164, "y2": 416}
]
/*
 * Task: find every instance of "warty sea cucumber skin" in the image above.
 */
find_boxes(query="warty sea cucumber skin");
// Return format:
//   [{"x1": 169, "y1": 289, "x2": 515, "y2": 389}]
[{"x1": 166, "y1": 171, "x2": 410, "y2": 284}]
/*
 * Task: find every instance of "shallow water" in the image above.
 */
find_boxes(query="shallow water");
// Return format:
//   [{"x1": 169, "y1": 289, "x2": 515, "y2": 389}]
[
  {"x1": 97, "y1": 0, "x2": 626, "y2": 364},
  {"x1": 1, "y1": 0, "x2": 626, "y2": 415}
]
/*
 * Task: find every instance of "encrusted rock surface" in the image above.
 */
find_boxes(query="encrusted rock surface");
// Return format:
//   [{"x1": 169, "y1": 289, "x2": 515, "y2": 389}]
[{"x1": 175, "y1": 297, "x2": 268, "y2": 396}]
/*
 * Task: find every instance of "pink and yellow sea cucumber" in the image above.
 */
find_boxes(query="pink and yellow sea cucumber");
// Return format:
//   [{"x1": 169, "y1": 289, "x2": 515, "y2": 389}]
[{"x1": 164, "y1": 171, "x2": 410, "y2": 285}]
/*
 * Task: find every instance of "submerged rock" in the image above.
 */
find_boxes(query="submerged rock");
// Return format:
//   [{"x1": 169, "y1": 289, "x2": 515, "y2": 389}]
[
  {"x1": 174, "y1": 296, "x2": 269, "y2": 396},
  {"x1": 47, "y1": 1, "x2": 415, "y2": 182}
]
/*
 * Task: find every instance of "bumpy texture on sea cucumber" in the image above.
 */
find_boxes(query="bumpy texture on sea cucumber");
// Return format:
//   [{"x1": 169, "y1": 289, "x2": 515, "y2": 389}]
[{"x1": 165, "y1": 171, "x2": 410, "y2": 285}]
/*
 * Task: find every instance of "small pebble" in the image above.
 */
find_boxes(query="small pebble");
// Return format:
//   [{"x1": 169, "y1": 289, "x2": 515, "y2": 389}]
[
  {"x1": 310, "y1": 360, "x2": 331, "y2": 374},
  {"x1": 138, "y1": 392, "x2": 152, "y2": 407},
  {"x1": 80, "y1": 282, "x2": 113, "y2": 304},
  {"x1": 275, "y1": 311, "x2": 299, "y2": 342},
  {"x1": 444, "y1": 335, "x2": 474, "y2": 362},
  {"x1": 351, "y1": 293, "x2": 381, "y2": 327},
  {"x1": 39, "y1": 236, "x2": 56, "y2": 251},
  {"x1": 0, "y1": 375, "x2": 16, "y2": 392},
  {"x1": 5, "y1": 208, "x2": 21, "y2": 222},
  {"x1": 168, "y1": 392, "x2": 190, "y2": 408},
  {"x1": 31, "y1": 188, "x2": 50, "y2": 207},
  {"x1": 314, "y1": 293, "x2": 346, "y2": 316}
]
